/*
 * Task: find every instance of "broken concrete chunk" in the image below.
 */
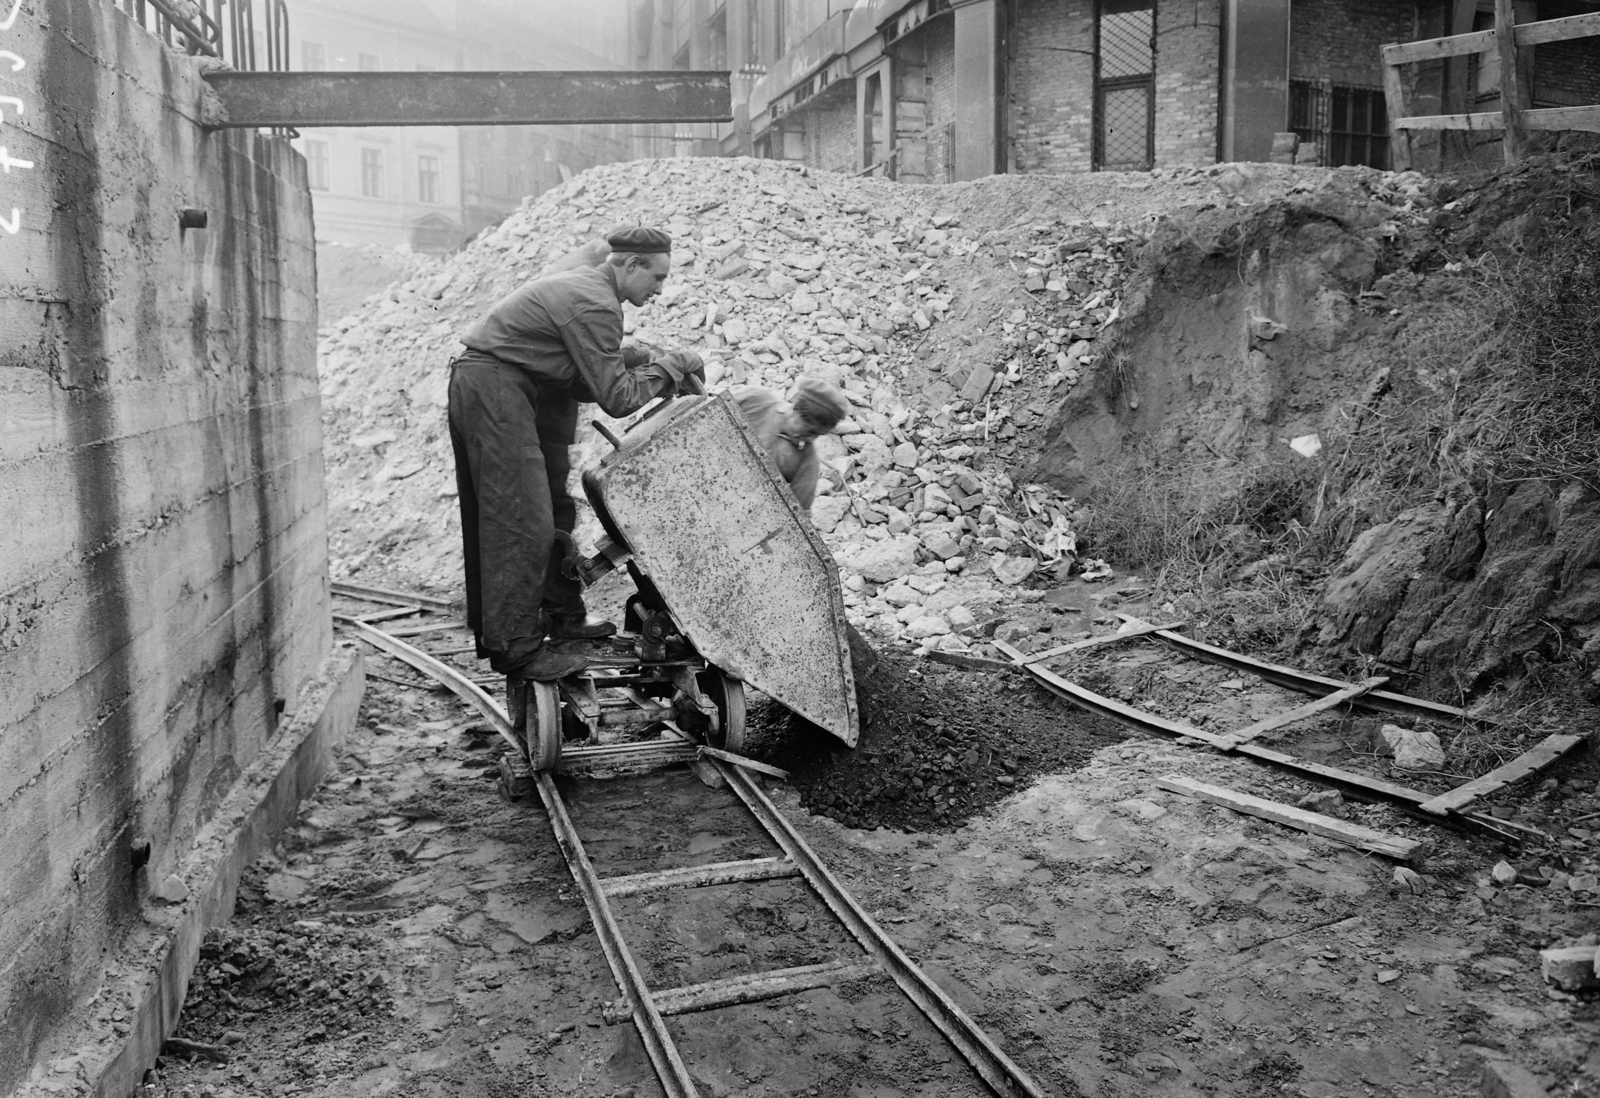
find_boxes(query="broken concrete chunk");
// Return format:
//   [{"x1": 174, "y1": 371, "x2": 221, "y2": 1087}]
[
  {"x1": 849, "y1": 535, "x2": 919, "y2": 583},
  {"x1": 1538, "y1": 945, "x2": 1600, "y2": 992},
  {"x1": 1379, "y1": 724, "x2": 1445, "y2": 769},
  {"x1": 1491, "y1": 860, "x2": 1520, "y2": 886},
  {"x1": 990, "y1": 554, "x2": 1037, "y2": 586},
  {"x1": 810, "y1": 496, "x2": 850, "y2": 533}
]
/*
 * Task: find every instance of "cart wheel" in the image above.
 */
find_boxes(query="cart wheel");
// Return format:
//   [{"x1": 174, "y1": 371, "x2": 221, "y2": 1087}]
[
  {"x1": 699, "y1": 671, "x2": 746, "y2": 755},
  {"x1": 528, "y1": 680, "x2": 563, "y2": 771}
]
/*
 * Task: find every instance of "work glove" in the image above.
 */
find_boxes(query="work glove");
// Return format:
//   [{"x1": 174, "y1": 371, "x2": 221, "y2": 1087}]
[{"x1": 656, "y1": 350, "x2": 706, "y2": 396}]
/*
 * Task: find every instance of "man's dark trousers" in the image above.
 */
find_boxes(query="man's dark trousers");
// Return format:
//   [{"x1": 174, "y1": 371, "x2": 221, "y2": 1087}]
[{"x1": 447, "y1": 354, "x2": 586, "y2": 673}]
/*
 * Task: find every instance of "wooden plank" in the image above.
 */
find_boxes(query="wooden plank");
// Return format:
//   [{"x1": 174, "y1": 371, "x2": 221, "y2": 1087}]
[
  {"x1": 602, "y1": 960, "x2": 881, "y2": 1024},
  {"x1": 1417, "y1": 733, "x2": 1587, "y2": 816},
  {"x1": 332, "y1": 579, "x2": 456, "y2": 609},
  {"x1": 1380, "y1": 12, "x2": 1600, "y2": 67},
  {"x1": 1019, "y1": 620, "x2": 1187, "y2": 666},
  {"x1": 1526, "y1": 104, "x2": 1600, "y2": 132},
  {"x1": 1496, "y1": 0, "x2": 1528, "y2": 163},
  {"x1": 1397, "y1": 105, "x2": 1600, "y2": 132},
  {"x1": 1383, "y1": 59, "x2": 1413, "y2": 171},
  {"x1": 698, "y1": 746, "x2": 790, "y2": 780},
  {"x1": 383, "y1": 619, "x2": 469, "y2": 638},
  {"x1": 332, "y1": 606, "x2": 421, "y2": 625},
  {"x1": 1156, "y1": 776, "x2": 1427, "y2": 863},
  {"x1": 1382, "y1": 26, "x2": 1498, "y2": 65},
  {"x1": 1397, "y1": 110, "x2": 1507, "y2": 130},
  {"x1": 1516, "y1": 10, "x2": 1600, "y2": 46},
  {"x1": 600, "y1": 857, "x2": 800, "y2": 898},
  {"x1": 1214, "y1": 677, "x2": 1390, "y2": 751}
]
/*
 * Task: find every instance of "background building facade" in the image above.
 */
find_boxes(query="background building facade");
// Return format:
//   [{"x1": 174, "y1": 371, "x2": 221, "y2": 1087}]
[
  {"x1": 627, "y1": 0, "x2": 1600, "y2": 182},
  {"x1": 289, "y1": 0, "x2": 633, "y2": 253}
]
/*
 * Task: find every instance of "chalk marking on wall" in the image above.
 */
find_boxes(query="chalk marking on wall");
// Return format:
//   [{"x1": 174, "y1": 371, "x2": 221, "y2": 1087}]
[
  {"x1": 0, "y1": 0, "x2": 21, "y2": 32},
  {"x1": 0, "y1": 50, "x2": 21, "y2": 72},
  {"x1": 0, "y1": 146, "x2": 30, "y2": 171},
  {"x1": 0, "y1": 95, "x2": 21, "y2": 117},
  {"x1": 0, "y1": 207, "x2": 17, "y2": 233}
]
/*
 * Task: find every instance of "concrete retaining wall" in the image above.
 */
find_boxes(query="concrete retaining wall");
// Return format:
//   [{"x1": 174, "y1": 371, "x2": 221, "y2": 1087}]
[{"x1": 0, "y1": 1, "x2": 330, "y2": 1091}]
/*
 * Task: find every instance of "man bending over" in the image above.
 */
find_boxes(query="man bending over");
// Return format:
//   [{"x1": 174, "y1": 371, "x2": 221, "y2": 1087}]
[{"x1": 448, "y1": 226, "x2": 703, "y2": 681}]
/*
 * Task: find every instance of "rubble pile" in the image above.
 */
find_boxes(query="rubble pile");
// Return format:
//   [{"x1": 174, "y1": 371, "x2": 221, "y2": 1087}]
[
  {"x1": 176, "y1": 925, "x2": 394, "y2": 1045},
  {"x1": 320, "y1": 156, "x2": 1146, "y2": 654}
]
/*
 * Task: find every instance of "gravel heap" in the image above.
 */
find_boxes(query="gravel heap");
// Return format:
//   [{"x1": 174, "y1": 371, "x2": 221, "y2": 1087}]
[
  {"x1": 176, "y1": 924, "x2": 394, "y2": 1046},
  {"x1": 318, "y1": 156, "x2": 1140, "y2": 657}
]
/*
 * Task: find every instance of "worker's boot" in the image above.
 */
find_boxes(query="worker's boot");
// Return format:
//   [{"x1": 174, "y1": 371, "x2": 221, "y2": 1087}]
[
  {"x1": 547, "y1": 613, "x2": 618, "y2": 641},
  {"x1": 507, "y1": 645, "x2": 589, "y2": 681}
]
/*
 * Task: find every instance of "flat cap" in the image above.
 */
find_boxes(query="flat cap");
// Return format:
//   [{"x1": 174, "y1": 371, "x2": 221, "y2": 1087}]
[{"x1": 607, "y1": 225, "x2": 672, "y2": 253}]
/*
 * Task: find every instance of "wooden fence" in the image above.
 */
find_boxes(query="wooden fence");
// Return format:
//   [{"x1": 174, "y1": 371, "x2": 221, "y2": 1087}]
[{"x1": 1381, "y1": 0, "x2": 1600, "y2": 170}]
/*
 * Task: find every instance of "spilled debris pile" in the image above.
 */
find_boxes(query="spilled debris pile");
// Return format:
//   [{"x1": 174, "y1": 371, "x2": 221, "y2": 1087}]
[
  {"x1": 764, "y1": 652, "x2": 1124, "y2": 831},
  {"x1": 175, "y1": 925, "x2": 395, "y2": 1046}
]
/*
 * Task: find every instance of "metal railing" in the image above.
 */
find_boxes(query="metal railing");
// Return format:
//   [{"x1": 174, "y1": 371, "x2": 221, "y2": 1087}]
[{"x1": 108, "y1": 0, "x2": 291, "y2": 72}]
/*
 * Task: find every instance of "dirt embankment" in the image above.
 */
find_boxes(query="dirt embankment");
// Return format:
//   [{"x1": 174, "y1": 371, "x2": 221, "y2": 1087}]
[{"x1": 1032, "y1": 158, "x2": 1600, "y2": 704}]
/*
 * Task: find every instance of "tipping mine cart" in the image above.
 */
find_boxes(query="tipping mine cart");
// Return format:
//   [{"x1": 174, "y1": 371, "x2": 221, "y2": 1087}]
[{"x1": 501, "y1": 392, "x2": 858, "y2": 785}]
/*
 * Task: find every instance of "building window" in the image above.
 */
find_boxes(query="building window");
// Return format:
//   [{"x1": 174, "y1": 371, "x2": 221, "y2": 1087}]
[
  {"x1": 1094, "y1": 0, "x2": 1155, "y2": 171},
  {"x1": 1289, "y1": 81, "x2": 1390, "y2": 169},
  {"x1": 709, "y1": 8, "x2": 728, "y2": 70},
  {"x1": 301, "y1": 40, "x2": 326, "y2": 71},
  {"x1": 358, "y1": 52, "x2": 380, "y2": 72},
  {"x1": 361, "y1": 148, "x2": 385, "y2": 198},
  {"x1": 417, "y1": 154, "x2": 440, "y2": 203},
  {"x1": 304, "y1": 139, "x2": 330, "y2": 190}
]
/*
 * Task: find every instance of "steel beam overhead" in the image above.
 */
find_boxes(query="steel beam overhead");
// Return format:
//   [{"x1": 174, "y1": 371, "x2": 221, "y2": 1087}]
[{"x1": 203, "y1": 70, "x2": 733, "y2": 128}]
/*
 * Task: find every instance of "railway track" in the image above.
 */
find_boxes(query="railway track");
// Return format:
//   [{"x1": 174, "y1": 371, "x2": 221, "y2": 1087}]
[
  {"x1": 351, "y1": 620, "x2": 1049, "y2": 1098},
  {"x1": 965, "y1": 618, "x2": 1584, "y2": 853}
]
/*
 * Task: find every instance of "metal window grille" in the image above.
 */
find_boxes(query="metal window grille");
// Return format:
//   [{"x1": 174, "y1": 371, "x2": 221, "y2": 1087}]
[
  {"x1": 1289, "y1": 80, "x2": 1390, "y2": 169},
  {"x1": 1095, "y1": 0, "x2": 1155, "y2": 171}
]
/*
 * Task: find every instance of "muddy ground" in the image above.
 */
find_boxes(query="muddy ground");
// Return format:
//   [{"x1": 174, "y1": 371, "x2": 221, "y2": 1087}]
[{"x1": 136, "y1": 608, "x2": 1600, "y2": 1098}]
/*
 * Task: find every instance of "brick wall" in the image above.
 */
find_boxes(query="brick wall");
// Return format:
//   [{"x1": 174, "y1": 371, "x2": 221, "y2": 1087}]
[
  {"x1": 1009, "y1": 0, "x2": 1095, "y2": 173},
  {"x1": 1290, "y1": 0, "x2": 1415, "y2": 87},
  {"x1": 805, "y1": 86, "x2": 859, "y2": 174},
  {"x1": 1154, "y1": 0, "x2": 1223, "y2": 167},
  {"x1": 924, "y1": 16, "x2": 959, "y2": 182},
  {"x1": 1534, "y1": 0, "x2": 1600, "y2": 106},
  {"x1": 1010, "y1": 0, "x2": 1219, "y2": 173},
  {"x1": 0, "y1": 2, "x2": 331, "y2": 1088}
]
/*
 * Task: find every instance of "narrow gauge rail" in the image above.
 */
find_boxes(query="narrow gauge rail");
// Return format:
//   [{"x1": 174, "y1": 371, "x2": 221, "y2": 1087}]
[
  {"x1": 977, "y1": 621, "x2": 1583, "y2": 846},
  {"x1": 353, "y1": 621, "x2": 1049, "y2": 1098}
]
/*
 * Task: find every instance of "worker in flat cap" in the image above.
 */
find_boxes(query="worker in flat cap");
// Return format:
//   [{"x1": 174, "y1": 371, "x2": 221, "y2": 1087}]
[
  {"x1": 733, "y1": 378, "x2": 851, "y2": 512},
  {"x1": 448, "y1": 225, "x2": 705, "y2": 681}
]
